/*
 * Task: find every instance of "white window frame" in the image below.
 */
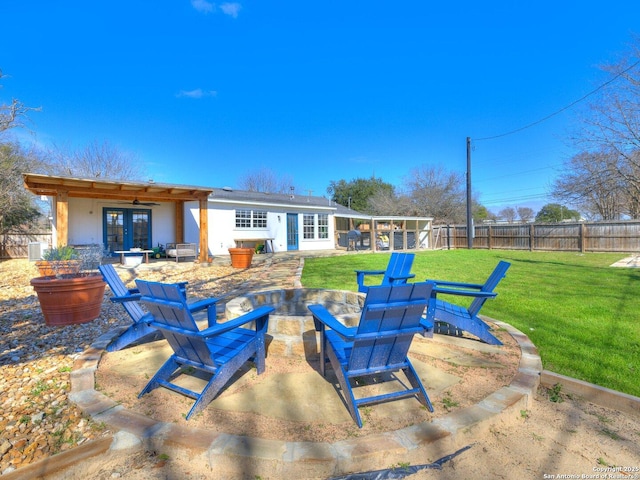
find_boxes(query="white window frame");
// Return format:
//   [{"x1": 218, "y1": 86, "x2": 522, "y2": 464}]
[
  {"x1": 236, "y1": 209, "x2": 267, "y2": 229},
  {"x1": 318, "y1": 213, "x2": 329, "y2": 239},
  {"x1": 303, "y1": 213, "x2": 329, "y2": 240}
]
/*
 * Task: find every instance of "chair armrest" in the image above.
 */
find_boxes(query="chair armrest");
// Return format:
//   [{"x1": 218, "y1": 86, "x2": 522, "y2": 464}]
[
  {"x1": 420, "y1": 317, "x2": 434, "y2": 330},
  {"x1": 354, "y1": 269, "x2": 386, "y2": 276},
  {"x1": 308, "y1": 304, "x2": 355, "y2": 339},
  {"x1": 111, "y1": 293, "x2": 142, "y2": 303},
  {"x1": 419, "y1": 316, "x2": 435, "y2": 338},
  {"x1": 112, "y1": 287, "x2": 191, "y2": 304},
  {"x1": 187, "y1": 298, "x2": 219, "y2": 313},
  {"x1": 388, "y1": 273, "x2": 415, "y2": 282},
  {"x1": 428, "y1": 279, "x2": 484, "y2": 290},
  {"x1": 432, "y1": 286, "x2": 497, "y2": 298},
  {"x1": 355, "y1": 269, "x2": 387, "y2": 292},
  {"x1": 188, "y1": 297, "x2": 219, "y2": 327},
  {"x1": 199, "y1": 306, "x2": 274, "y2": 337}
]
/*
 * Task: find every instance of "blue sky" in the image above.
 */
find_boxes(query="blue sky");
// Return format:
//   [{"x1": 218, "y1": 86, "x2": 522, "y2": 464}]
[{"x1": 2, "y1": 1, "x2": 639, "y2": 214}]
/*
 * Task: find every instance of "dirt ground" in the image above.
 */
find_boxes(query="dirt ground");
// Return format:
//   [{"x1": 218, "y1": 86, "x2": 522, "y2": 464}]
[
  {"x1": 57, "y1": 338, "x2": 640, "y2": 480},
  {"x1": 46, "y1": 384, "x2": 640, "y2": 480},
  {"x1": 93, "y1": 332, "x2": 521, "y2": 443}
]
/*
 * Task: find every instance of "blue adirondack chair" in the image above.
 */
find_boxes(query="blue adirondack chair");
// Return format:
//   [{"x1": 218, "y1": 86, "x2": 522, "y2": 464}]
[
  {"x1": 308, "y1": 282, "x2": 436, "y2": 428},
  {"x1": 355, "y1": 252, "x2": 416, "y2": 293},
  {"x1": 99, "y1": 264, "x2": 215, "y2": 352},
  {"x1": 135, "y1": 279, "x2": 274, "y2": 420},
  {"x1": 428, "y1": 260, "x2": 511, "y2": 345}
]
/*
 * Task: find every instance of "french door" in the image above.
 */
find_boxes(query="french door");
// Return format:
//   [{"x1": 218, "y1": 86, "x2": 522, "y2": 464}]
[{"x1": 103, "y1": 208, "x2": 152, "y2": 253}]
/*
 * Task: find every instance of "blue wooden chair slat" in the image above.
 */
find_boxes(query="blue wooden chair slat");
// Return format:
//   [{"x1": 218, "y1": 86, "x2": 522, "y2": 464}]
[
  {"x1": 308, "y1": 281, "x2": 436, "y2": 428},
  {"x1": 135, "y1": 279, "x2": 273, "y2": 420},
  {"x1": 355, "y1": 252, "x2": 416, "y2": 293},
  {"x1": 99, "y1": 264, "x2": 206, "y2": 352},
  {"x1": 429, "y1": 260, "x2": 511, "y2": 345}
]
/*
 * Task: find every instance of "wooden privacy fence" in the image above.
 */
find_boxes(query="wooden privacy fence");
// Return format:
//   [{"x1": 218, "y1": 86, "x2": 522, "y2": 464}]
[
  {"x1": 5, "y1": 222, "x2": 640, "y2": 258},
  {"x1": 433, "y1": 221, "x2": 640, "y2": 253},
  {"x1": 0, "y1": 233, "x2": 52, "y2": 259}
]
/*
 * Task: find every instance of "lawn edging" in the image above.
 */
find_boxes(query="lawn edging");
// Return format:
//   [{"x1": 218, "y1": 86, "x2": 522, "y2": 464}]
[{"x1": 540, "y1": 370, "x2": 640, "y2": 417}]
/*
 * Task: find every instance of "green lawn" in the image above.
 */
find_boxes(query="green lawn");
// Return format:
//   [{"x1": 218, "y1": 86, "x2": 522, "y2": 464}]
[{"x1": 301, "y1": 249, "x2": 640, "y2": 398}]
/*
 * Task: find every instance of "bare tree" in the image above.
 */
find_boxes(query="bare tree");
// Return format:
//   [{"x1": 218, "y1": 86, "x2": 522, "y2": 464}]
[
  {"x1": 0, "y1": 142, "x2": 45, "y2": 234},
  {"x1": 552, "y1": 150, "x2": 626, "y2": 220},
  {"x1": 568, "y1": 37, "x2": 640, "y2": 217},
  {"x1": 403, "y1": 165, "x2": 466, "y2": 223},
  {"x1": 499, "y1": 207, "x2": 517, "y2": 223},
  {"x1": 585, "y1": 39, "x2": 640, "y2": 154},
  {"x1": 517, "y1": 206, "x2": 535, "y2": 223},
  {"x1": 0, "y1": 70, "x2": 40, "y2": 134},
  {"x1": 238, "y1": 167, "x2": 295, "y2": 194},
  {"x1": 485, "y1": 209, "x2": 499, "y2": 223},
  {"x1": 0, "y1": 72, "x2": 45, "y2": 233},
  {"x1": 367, "y1": 189, "x2": 413, "y2": 216},
  {"x1": 46, "y1": 140, "x2": 146, "y2": 181}
]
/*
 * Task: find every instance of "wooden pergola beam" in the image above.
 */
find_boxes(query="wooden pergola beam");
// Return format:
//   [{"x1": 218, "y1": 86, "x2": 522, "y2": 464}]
[{"x1": 24, "y1": 174, "x2": 212, "y2": 260}]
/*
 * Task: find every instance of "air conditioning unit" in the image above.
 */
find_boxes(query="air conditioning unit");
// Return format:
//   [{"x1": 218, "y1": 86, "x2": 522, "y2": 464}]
[{"x1": 28, "y1": 242, "x2": 49, "y2": 262}]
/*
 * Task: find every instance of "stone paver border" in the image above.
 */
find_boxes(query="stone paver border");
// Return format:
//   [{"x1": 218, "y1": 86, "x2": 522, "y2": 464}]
[{"x1": 58, "y1": 319, "x2": 541, "y2": 478}]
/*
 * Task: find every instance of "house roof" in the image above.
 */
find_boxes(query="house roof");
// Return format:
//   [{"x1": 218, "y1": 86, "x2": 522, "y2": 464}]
[
  {"x1": 22, "y1": 173, "x2": 432, "y2": 221},
  {"x1": 208, "y1": 186, "x2": 364, "y2": 214},
  {"x1": 208, "y1": 188, "x2": 432, "y2": 221},
  {"x1": 22, "y1": 173, "x2": 361, "y2": 214},
  {"x1": 22, "y1": 173, "x2": 213, "y2": 202}
]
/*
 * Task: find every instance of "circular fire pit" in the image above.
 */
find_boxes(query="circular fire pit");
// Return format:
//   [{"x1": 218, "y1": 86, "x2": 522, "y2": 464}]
[{"x1": 225, "y1": 288, "x2": 365, "y2": 357}]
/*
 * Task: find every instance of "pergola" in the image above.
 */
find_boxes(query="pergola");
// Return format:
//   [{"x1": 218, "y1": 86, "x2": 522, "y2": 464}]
[{"x1": 22, "y1": 173, "x2": 213, "y2": 263}]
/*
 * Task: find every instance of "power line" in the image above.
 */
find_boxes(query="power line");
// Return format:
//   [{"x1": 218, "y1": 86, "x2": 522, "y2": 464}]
[
  {"x1": 475, "y1": 165, "x2": 559, "y2": 184},
  {"x1": 474, "y1": 58, "x2": 640, "y2": 142},
  {"x1": 473, "y1": 142, "x2": 567, "y2": 168},
  {"x1": 482, "y1": 193, "x2": 549, "y2": 206},
  {"x1": 482, "y1": 186, "x2": 546, "y2": 199},
  {"x1": 466, "y1": 59, "x2": 640, "y2": 234}
]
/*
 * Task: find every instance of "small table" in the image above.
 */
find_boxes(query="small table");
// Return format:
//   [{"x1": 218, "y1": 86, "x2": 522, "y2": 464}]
[
  {"x1": 234, "y1": 238, "x2": 275, "y2": 253},
  {"x1": 114, "y1": 250, "x2": 154, "y2": 264}
]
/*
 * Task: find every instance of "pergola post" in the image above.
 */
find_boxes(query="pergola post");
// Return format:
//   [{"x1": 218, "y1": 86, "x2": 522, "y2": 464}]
[
  {"x1": 198, "y1": 195, "x2": 209, "y2": 263},
  {"x1": 175, "y1": 201, "x2": 184, "y2": 244},
  {"x1": 55, "y1": 191, "x2": 69, "y2": 247}
]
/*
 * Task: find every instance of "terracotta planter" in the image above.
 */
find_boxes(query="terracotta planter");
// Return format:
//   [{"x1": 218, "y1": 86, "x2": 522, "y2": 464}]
[
  {"x1": 30, "y1": 275, "x2": 106, "y2": 326},
  {"x1": 35, "y1": 260, "x2": 81, "y2": 277},
  {"x1": 228, "y1": 247, "x2": 254, "y2": 268}
]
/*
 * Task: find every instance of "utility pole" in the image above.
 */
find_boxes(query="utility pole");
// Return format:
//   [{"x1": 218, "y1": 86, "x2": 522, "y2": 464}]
[{"x1": 466, "y1": 137, "x2": 473, "y2": 249}]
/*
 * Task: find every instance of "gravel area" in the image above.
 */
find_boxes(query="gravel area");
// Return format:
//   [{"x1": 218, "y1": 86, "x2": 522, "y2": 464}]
[
  {"x1": 0, "y1": 255, "x2": 283, "y2": 475},
  {"x1": 4, "y1": 255, "x2": 640, "y2": 479}
]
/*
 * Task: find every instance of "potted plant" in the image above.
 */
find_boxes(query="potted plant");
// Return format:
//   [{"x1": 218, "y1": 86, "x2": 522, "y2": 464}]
[
  {"x1": 35, "y1": 245, "x2": 81, "y2": 276},
  {"x1": 228, "y1": 246, "x2": 254, "y2": 268},
  {"x1": 30, "y1": 244, "x2": 107, "y2": 326}
]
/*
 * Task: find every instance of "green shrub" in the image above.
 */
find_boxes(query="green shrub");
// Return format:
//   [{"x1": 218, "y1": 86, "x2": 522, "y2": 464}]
[{"x1": 42, "y1": 246, "x2": 78, "y2": 261}]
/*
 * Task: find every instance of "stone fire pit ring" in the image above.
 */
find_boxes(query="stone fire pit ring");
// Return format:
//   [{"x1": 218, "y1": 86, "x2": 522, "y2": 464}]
[{"x1": 224, "y1": 288, "x2": 365, "y2": 357}]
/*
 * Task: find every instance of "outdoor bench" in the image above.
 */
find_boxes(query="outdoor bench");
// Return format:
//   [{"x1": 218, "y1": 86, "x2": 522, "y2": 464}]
[{"x1": 166, "y1": 243, "x2": 197, "y2": 262}]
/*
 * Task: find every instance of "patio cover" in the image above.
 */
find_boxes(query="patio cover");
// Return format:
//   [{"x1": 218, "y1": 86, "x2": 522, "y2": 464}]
[{"x1": 23, "y1": 173, "x2": 213, "y2": 263}]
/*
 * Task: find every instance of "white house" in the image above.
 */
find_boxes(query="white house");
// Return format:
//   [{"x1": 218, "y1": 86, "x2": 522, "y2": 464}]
[
  {"x1": 184, "y1": 188, "x2": 342, "y2": 255},
  {"x1": 23, "y1": 174, "x2": 432, "y2": 260}
]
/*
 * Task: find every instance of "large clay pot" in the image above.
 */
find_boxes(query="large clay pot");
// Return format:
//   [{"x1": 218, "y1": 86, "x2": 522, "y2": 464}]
[
  {"x1": 228, "y1": 247, "x2": 254, "y2": 268},
  {"x1": 30, "y1": 275, "x2": 106, "y2": 326},
  {"x1": 34, "y1": 260, "x2": 81, "y2": 277}
]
